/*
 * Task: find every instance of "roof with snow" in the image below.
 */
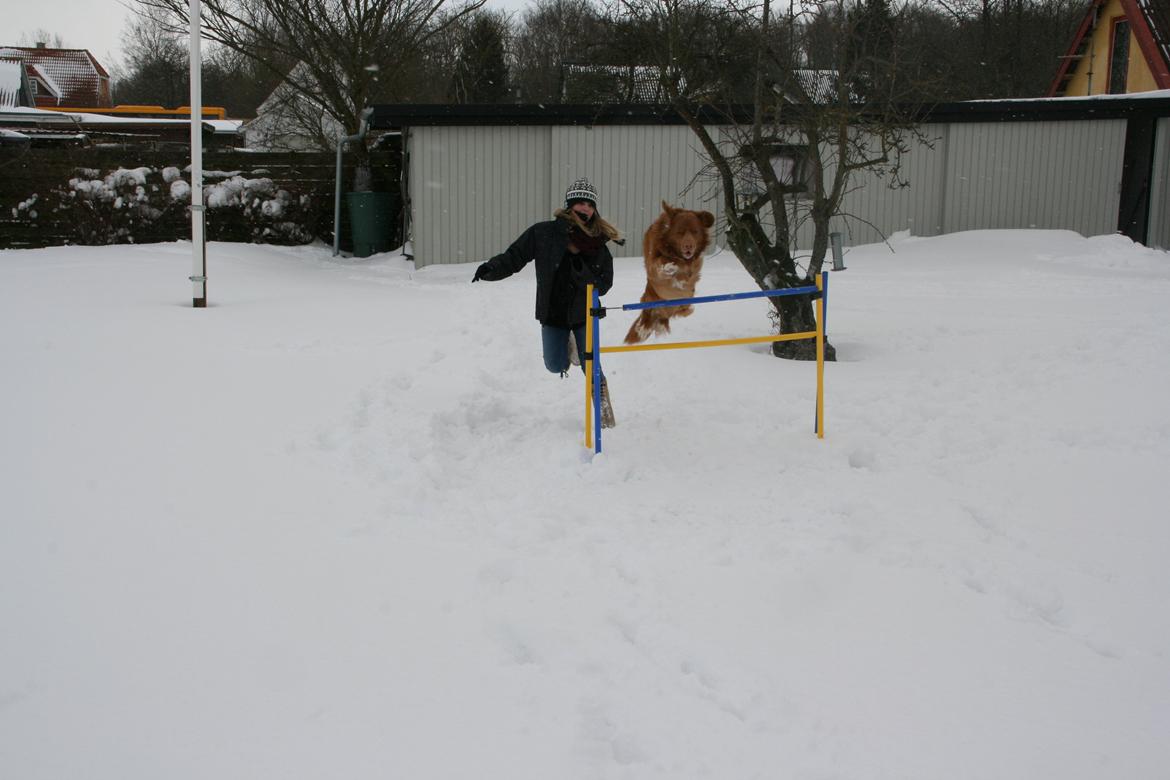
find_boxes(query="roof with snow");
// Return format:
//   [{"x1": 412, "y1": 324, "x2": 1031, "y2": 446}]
[
  {"x1": 0, "y1": 106, "x2": 226, "y2": 147},
  {"x1": 561, "y1": 64, "x2": 675, "y2": 103},
  {"x1": 0, "y1": 47, "x2": 111, "y2": 108},
  {"x1": 0, "y1": 58, "x2": 33, "y2": 108}
]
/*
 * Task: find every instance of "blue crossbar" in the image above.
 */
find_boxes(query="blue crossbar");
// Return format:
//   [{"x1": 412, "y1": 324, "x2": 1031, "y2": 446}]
[{"x1": 620, "y1": 285, "x2": 819, "y2": 312}]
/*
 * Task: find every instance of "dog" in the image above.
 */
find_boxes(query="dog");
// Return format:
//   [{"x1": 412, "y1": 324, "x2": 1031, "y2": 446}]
[{"x1": 624, "y1": 201, "x2": 716, "y2": 344}]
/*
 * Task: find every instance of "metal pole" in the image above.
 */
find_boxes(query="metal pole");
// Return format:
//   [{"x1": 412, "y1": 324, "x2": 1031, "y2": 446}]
[
  {"x1": 333, "y1": 108, "x2": 374, "y2": 257},
  {"x1": 584, "y1": 284, "x2": 594, "y2": 450},
  {"x1": 189, "y1": 0, "x2": 206, "y2": 307},
  {"x1": 830, "y1": 231, "x2": 846, "y2": 271},
  {"x1": 815, "y1": 271, "x2": 826, "y2": 439},
  {"x1": 592, "y1": 288, "x2": 603, "y2": 454},
  {"x1": 621, "y1": 284, "x2": 819, "y2": 311}
]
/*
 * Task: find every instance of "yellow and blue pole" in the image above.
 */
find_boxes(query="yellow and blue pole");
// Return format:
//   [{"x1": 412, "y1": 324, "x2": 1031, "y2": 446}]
[
  {"x1": 592, "y1": 287, "x2": 603, "y2": 454},
  {"x1": 815, "y1": 271, "x2": 827, "y2": 439},
  {"x1": 601, "y1": 331, "x2": 816, "y2": 354},
  {"x1": 584, "y1": 284, "x2": 594, "y2": 450},
  {"x1": 585, "y1": 279, "x2": 830, "y2": 451}
]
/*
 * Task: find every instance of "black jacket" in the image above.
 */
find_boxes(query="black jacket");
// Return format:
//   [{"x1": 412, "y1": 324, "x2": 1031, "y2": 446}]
[{"x1": 477, "y1": 218, "x2": 614, "y2": 325}]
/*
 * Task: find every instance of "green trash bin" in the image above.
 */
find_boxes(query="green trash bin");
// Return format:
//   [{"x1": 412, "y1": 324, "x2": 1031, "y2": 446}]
[{"x1": 346, "y1": 191, "x2": 395, "y2": 258}]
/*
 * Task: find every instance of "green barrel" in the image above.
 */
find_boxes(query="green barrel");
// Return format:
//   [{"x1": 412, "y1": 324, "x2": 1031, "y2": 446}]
[{"x1": 346, "y1": 191, "x2": 395, "y2": 258}]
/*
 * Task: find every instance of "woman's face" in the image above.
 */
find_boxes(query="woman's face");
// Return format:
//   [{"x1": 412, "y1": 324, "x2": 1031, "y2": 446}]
[{"x1": 570, "y1": 200, "x2": 595, "y2": 221}]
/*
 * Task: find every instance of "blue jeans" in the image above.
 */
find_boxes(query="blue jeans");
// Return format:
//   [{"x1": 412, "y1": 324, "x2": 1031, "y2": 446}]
[{"x1": 541, "y1": 324, "x2": 591, "y2": 376}]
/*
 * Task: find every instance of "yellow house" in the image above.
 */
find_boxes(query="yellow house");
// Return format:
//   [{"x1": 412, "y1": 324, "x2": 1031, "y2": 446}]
[{"x1": 1049, "y1": 0, "x2": 1170, "y2": 96}]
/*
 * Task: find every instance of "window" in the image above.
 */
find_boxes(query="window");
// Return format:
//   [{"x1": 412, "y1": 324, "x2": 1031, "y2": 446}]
[{"x1": 1109, "y1": 18, "x2": 1130, "y2": 94}]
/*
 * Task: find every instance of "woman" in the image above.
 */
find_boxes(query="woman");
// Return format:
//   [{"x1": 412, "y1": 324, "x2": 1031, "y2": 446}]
[{"x1": 472, "y1": 177, "x2": 621, "y2": 427}]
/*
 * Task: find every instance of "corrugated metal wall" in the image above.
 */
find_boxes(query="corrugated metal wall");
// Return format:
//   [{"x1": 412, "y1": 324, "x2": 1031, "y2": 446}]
[
  {"x1": 407, "y1": 116, "x2": 1152, "y2": 267},
  {"x1": 791, "y1": 125, "x2": 951, "y2": 251},
  {"x1": 548, "y1": 125, "x2": 721, "y2": 250},
  {"x1": 942, "y1": 120, "x2": 1126, "y2": 235},
  {"x1": 408, "y1": 124, "x2": 719, "y2": 266},
  {"x1": 1149, "y1": 118, "x2": 1170, "y2": 250},
  {"x1": 409, "y1": 125, "x2": 550, "y2": 266}
]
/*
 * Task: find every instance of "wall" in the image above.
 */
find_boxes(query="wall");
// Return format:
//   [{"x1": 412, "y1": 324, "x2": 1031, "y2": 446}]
[
  {"x1": 409, "y1": 125, "x2": 549, "y2": 266},
  {"x1": 1149, "y1": 117, "x2": 1170, "y2": 249},
  {"x1": 408, "y1": 124, "x2": 720, "y2": 267},
  {"x1": 405, "y1": 115, "x2": 1142, "y2": 268},
  {"x1": 942, "y1": 119, "x2": 1126, "y2": 235}
]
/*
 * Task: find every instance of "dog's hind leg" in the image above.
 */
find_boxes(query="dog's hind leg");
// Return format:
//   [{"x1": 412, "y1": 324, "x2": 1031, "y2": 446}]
[
  {"x1": 624, "y1": 284, "x2": 662, "y2": 344},
  {"x1": 624, "y1": 311, "x2": 654, "y2": 344}
]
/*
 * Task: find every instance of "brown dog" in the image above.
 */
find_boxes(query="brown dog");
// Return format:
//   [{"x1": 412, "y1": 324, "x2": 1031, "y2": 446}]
[{"x1": 624, "y1": 201, "x2": 716, "y2": 344}]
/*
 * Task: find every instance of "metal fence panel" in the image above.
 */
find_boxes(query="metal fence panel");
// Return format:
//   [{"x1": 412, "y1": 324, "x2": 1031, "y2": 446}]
[
  {"x1": 407, "y1": 116, "x2": 1150, "y2": 267},
  {"x1": 790, "y1": 125, "x2": 951, "y2": 253},
  {"x1": 409, "y1": 125, "x2": 550, "y2": 266},
  {"x1": 1149, "y1": 118, "x2": 1170, "y2": 250},
  {"x1": 943, "y1": 120, "x2": 1126, "y2": 235},
  {"x1": 549, "y1": 124, "x2": 722, "y2": 254}
]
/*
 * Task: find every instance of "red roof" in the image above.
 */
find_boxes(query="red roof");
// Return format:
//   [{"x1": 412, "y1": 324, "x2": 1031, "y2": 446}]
[{"x1": 0, "y1": 47, "x2": 111, "y2": 108}]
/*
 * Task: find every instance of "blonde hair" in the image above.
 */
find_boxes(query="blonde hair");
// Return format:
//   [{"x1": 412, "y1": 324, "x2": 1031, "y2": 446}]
[{"x1": 554, "y1": 207, "x2": 622, "y2": 243}]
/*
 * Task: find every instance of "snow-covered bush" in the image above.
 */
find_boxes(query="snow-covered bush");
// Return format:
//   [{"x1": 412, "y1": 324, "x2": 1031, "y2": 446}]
[{"x1": 8, "y1": 165, "x2": 321, "y2": 246}]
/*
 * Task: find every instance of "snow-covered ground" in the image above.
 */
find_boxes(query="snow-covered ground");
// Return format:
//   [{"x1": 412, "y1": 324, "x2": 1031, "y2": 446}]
[{"x1": 2, "y1": 230, "x2": 1168, "y2": 779}]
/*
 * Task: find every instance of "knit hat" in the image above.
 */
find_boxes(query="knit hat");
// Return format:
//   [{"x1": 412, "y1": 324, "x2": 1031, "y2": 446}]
[{"x1": 564, "y1": 177, "x2": 598, "y2": 209}]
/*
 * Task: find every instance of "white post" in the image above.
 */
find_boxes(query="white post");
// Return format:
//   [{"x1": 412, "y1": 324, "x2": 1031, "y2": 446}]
[{"x1": 189, "y1": 0, "x2": 207, "y2": 307}]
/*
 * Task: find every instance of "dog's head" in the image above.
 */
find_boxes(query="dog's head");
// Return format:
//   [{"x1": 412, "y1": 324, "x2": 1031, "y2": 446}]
[{"x1": 656, "y1": 201, "x2": 715, "y2": 261}]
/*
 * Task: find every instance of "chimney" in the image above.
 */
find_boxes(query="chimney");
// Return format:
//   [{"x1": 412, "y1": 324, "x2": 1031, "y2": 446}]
[{"x1": 36, "y1": 42, "x2": 46, "y2": 48}]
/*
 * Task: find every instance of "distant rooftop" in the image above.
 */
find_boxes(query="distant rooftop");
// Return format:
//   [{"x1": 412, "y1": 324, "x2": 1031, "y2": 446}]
[
  {"x1": 0, "y1": 58, "x2": 31, "y2": 108},
  {"x1": 0, "y1": 46, "x2": 111, "y2": 108}
]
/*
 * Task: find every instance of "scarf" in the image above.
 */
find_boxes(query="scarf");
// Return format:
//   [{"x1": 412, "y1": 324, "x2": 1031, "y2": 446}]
[{"x1": 568, "y1": 225, "x2": 606, "y2": 255}]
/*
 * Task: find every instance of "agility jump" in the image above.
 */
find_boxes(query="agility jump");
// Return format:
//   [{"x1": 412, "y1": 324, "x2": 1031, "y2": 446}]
[{"x1": 583, "y1": 271, "x2": 829, "y2": 454}]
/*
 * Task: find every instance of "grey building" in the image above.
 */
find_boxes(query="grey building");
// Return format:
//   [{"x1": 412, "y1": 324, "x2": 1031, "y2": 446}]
[{"x1": 369, "y1": 97, "x2": 1170, "y2": 268}]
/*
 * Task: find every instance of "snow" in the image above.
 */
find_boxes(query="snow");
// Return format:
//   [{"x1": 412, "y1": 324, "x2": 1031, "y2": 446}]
[
  {"x1": 169, "y1": 179, "x2": 191, "y2": 201},
  {"x1": 972, "y1": 88, "x2": 1170, "y2": 103},
  {"x1": 1, "y1": 229, "x2": 1168, "y2": 780}
]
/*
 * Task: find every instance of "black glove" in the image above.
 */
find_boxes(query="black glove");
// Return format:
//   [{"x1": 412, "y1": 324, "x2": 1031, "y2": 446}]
[{"x1": 472, "y1": 262, "x2": 491, "y2": 283}]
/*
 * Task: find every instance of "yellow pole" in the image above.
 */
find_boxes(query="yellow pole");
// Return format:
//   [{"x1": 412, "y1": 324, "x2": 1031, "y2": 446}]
[
  {"x1": 815, "y1": 274, "x2": 825, "y2": 439},
  {"x1": 600, "y1": 331, "x2": 817, "y2": 354},
  {"x1": 584, "y1": 284, "x2": 594, "y2": 449}
]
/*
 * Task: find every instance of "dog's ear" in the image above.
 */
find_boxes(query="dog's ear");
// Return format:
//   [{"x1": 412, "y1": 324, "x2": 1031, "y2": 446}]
[
  {"x1": 660, "y1": 200, "x2": 677, "y2": 217},
  {"x1": 697, "y1": 210, "x2": 715, "y2": 228}
]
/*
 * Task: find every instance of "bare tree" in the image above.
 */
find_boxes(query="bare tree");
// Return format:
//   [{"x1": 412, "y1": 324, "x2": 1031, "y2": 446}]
[
  {"x1": 135, "y1": 0, "x2": 485, "y2": 150},
  {"x1": 512, "y1": 0, "x2": 608, "y2": 102},
  {"x1": 607, "y1": 0, "x2": 928, "y2": 360},
  {"x1": 17, "y1": 29, "x2": 68, "y2": 48},
  {"x1": 931, "y1": 0, "x2": 1083, "y2": 97},
  {"x1": 112, "y1": 6, "x2": 188, "y2": 107}
]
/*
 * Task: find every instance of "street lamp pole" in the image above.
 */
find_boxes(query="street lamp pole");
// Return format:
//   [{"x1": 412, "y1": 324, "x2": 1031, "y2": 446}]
[{"x1": 189, "y1": 0, "x2": 207, "y2": 307}]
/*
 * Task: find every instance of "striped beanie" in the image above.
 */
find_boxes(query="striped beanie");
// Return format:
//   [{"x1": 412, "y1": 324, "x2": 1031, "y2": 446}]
[{"x1": 564, "y1": 177, "x2": 598, "y2": 209}]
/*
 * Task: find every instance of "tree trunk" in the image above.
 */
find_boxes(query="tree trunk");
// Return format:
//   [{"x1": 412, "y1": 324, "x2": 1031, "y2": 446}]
[
  {"x1": 725, "y1": 220, "x2": 836, "y2": 362},
  {"x1": 770, "y1": 295, "x2": 835, "y2": 361}
]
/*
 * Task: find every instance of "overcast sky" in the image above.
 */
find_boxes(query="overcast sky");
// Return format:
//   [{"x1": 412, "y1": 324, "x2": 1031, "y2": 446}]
[{"x1": 6, "y1": 0, "x2": 532, "y2": 74}]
